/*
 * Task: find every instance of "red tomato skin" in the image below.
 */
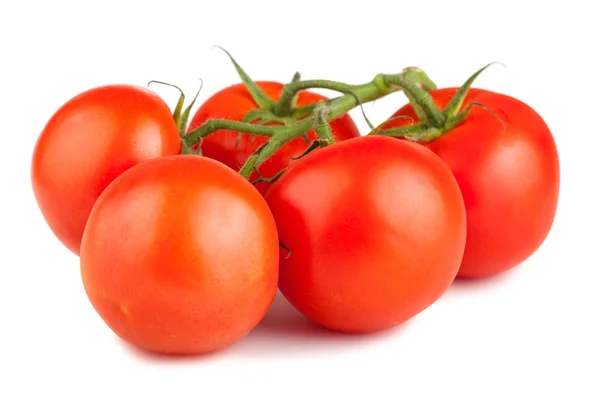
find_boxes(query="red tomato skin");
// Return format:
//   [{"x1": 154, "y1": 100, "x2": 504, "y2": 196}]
[
  {"x1": 186, "y1": 81, "x2": 361, "y2": 195},
  {"x1": 31, "y1": 85, "x2": 181, "y2": 255},
  {"x1": 265, "y1": 136, "x2": 466, "y2": 333},
  {"x1": 386, "y1": 88, "x2": 560, "y2": 278},
  {"x1": 80, "y1": 155, "x2": 279, "y2": 355}
]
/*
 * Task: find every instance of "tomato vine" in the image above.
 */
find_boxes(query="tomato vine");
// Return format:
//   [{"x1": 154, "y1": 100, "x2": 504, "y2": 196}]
[{"x1": 173, "y1": 49, "x2": 500, "y2": 182}]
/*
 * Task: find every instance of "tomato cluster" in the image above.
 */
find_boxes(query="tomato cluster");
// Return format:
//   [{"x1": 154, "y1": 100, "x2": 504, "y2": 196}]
[{"x1": 31, "y1": 58, "x2": 559, "y2": 356}]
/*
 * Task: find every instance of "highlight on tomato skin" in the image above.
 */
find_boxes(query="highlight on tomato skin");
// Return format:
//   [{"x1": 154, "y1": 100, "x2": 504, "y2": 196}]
[
  {"x1": 30, "y1": 84, "x2": 181, "y2": 256},
  {"x1": 384, "y1": 87, "x2": 560, "y2": 279},
  {"x1": 186, "y1": 81, "x2": 361, "y2": 195},
  {"x1": 79, "y1": 155, "x2": 280, "y2": 355},
  {"x1": 264, "y1": 135, "x2": 467, "y2": 334}
]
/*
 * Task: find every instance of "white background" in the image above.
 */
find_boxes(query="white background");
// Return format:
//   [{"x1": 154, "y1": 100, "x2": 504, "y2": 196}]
[{"x1": 1, "y1": 1, "x2": 599, "y2": 399}]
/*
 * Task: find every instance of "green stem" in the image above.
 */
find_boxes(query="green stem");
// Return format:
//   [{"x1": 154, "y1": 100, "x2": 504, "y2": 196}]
[
  {"x1": 239, "y1": 123, "x2": 311, "y2": 179},
  {"x1": 326, "y1": 81, "x2": 381, "y2": 119},
  {"x1": 291, "y1": 100, "x2": 336, "y2": 119},
  {"x1": 280, "y1": 66, "x2": 437, "y2": 121},
  {"x1": 186, "y1": 67, "x2": 438, "y2": 178},
  {"x1": 185, "y1": 119, "x2": 280, "y2": 147},
  {"x1": 238, "y1": 143, "x2": 266, "y2": 179},
  {"x1": 381, "y1": 74, "x2": 445, "y2": 127},
  {"x1": 401, "y1": 91, "x2": 429, "y2": 123},
  {"x1": 272, "y1": 80, "x2": 358, "y2": 117},
  {"x1": 377, "y1": 123, "x2": 436, "y2": 140},
  {"x1": 313, "y1": 104, "x2": 335, "y2": 144}
]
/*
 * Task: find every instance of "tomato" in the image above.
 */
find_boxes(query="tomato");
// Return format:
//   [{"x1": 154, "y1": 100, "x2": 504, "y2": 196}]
[
  {"x1": 31, "y1": 85, "x2": 181, "y2": 255},
  {"x1": 186, "y1": 81, "x2": 361, "y2": 195},
  {"x1": 80, "y1": 155, "x2": 279, "y2": 355},
  {"x1": 384, "y1": 88, "x2": 560, "y2": 278},
  {"x1": 264, "y1": 135, "x2": 466, "y2": 333}
]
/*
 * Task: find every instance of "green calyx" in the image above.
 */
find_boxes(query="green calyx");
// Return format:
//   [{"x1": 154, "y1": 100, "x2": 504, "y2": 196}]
[
  {"x1": 148, "y1": 79, "x2": 204, "y2": 155},
  {"x1": 213, "y1": 46, "x2": 276, "y2": 110},
  {"x1": 372, "y1": 62, "x2": 505, "y2": 142}
]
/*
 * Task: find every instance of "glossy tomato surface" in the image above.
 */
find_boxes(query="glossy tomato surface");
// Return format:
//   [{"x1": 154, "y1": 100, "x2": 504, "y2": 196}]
[
  {"x1": 31, "y1": 85, "x2": 181, "y2": 255},
  {"x1": 385, "y1": 88, "x2": 560, "y2": 278},
  {"x1": 265, "y1": 135, "x2": 466, "y2": 333},
  {"x1": 186, "y1": 81, "x2": 360, "y2": 195},
  {"x1": 80, "y1": 155, "x2": 279, "y2": 355}
]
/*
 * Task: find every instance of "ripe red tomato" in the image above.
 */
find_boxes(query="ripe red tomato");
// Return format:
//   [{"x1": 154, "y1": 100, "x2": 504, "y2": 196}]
[
  {"x1": 186, "y1": 81, "x2": 361, "y2": 195},
  {"x1": 31, "y1": 85, "x2": 181, "y2": 255},
  {"x1": 385, "y1": 88, "x2": 560, "y2": 278},
  {"x1": 80, "y1": 155, "x2": 279, "y2": 355},
  {"x1": 265, "y1": 135, "x2": 466, "y2": 333}
]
